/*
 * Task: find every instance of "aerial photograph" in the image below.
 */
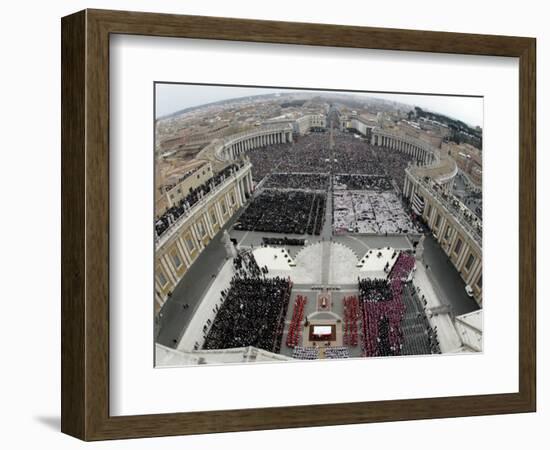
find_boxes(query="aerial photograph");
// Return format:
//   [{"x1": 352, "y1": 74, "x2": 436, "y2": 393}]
[{"x1": 153, "y1": 84, "x2": 483, "y2": 367}]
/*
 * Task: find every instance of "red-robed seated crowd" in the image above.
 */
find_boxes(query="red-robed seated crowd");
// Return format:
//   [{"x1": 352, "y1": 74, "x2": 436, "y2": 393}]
[
  {"x1": 286, "y1": 295, "x2": 307, "y2": 348},
  {"x1": 390, "y1": 252, "x2": 416, "y2": 281},
  {"x1": 343, "y1": 295, "x2": 360, "y2": 346},
  {"x1": 359, "y1": 251, "x2": 417, "y2": 357}
]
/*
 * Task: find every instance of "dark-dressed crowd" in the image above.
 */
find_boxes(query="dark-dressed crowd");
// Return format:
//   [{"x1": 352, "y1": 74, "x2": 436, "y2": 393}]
[
  {"x1": 332, "y1": 132, "x2": 386, "y2": 175},
  {"x1": 155, "y1": 163, "x2": 243, "y2": 237},
  {"x1": 332, "y1": 132, "x2": 415, "y2": 184},
  {"x1": 202, "y1": 274, "x2": 292, "y2": 353},
  {"x1": 234, "y1": 190, "x2": 326, "y2": 235},
  {"x1": 247, "y1": 130, "x2": 415, "y2": 186},
  {"x1": 358, "y1": 278, "x2": 393, "y2": 303},
  {"x1": 262, "y1": 236, "x2": 305, "y2": 246},
  {"x1": 247, "y1": 133, "x2": 331, "y2": 182},
  {"x1": 264, "y1": 173, "x2": 329, "y2": 191},
  {"x1": 333, "y1": 174, "x2": 393, "y2": 191},
  {"x1": 380, "y1": 148, "x2": 416, "y2": 191},
  {"x1": 401, "y1": 284, "x2": 441, "y2": 355},
  {"x1": 232, "y1": 249, "x2": 268, "y2": 278}
]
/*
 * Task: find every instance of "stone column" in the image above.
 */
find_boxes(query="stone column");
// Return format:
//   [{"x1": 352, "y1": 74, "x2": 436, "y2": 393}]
[
  {"x1": 204, "y1": 209, "x2": 216, "y2": 237},
  {"x1": 174, "y1": 236, "x2": 192, "y2": 268},
  {"x1": 244, "y1": 174, "x2": 250, "y2": 196},
  {"x1": 236, "y1": 177, "x2": 245, "y2": 204}
]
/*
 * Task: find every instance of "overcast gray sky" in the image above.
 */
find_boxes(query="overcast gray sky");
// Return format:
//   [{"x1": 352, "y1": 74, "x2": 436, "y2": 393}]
[{"x1": 155, "y1": 83, "x2": 483, "y2": 128}]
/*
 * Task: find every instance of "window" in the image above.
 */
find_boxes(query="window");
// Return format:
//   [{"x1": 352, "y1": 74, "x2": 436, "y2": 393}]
[
  {"x1": 210, "y1": 210, "x2": 217, "y2": 224},
  {"x1": 158, "y1": 271, "x2": 168, "y2": 287},
  {"x1": 186, "y1": 237, "x2": 195, "y2": 252},
  {"x1": 435, "y1": 214, "x2": 441, "y2": 228},
  {"x1": 445, "y1": 225, "x2": 451, "y2": 239},
  {"x1": 172, "y1": 251, "x2": 182, "y2": 268},
  {"x1": 230, "y1": 194, "x2": 235, "y2": 206},
  {"x1": 477, "y1": 275, "x2": 482, "y2": 289},
  {"x1": 425, "y1": 204, "x2": 431, "y2": 218},
  {"x1": 465, "y1": 254, "x2": 475, "y2": 270},
  {"x1": 454, "y1": 238, "x2": 463, "y2": 254},
  {"x1": 221, "y1": 201, "x2": 227, "y2": 214}
]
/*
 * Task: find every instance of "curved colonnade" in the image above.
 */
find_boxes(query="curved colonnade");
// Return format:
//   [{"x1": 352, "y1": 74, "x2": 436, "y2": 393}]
[
  {"x1": 217, "y1": 124, "x2": 294, "y2": 161},
  {"x1": 371, "y1": 129, "x2": 440, "y2": 166},
  {"x1": 405, "y1": 155, "x2": 458, "y2": 194}
]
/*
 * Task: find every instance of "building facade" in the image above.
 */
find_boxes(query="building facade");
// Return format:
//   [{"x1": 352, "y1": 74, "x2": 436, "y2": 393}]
[
  {"x1": 404, "y1": 169, "x2": 482, "y2": 305},
  {"x1": 442, "y1": 141, "x2": 482, "y2": 187},
  {"x1": 154, "y1": 162, "x2": 254, "y2": 311},
  {"x1": 155, "y1": 162, "x2": 214, "y2": 216}
]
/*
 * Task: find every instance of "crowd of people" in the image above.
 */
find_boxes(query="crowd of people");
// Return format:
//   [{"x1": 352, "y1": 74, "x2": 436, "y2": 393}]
[
  {"x1": 232, "y1": 249, "x2": 268, "y2": 278},
  {"x1": 401, "y1": 284, "x2": 441, "y2": 355},
  {"x1": 333, "y1": 190, "x2": 419, "y2": 235},
  {"x1": 264, "y1": 173, "x2": 329, "y2": 191},
  {"x1": 356, "y1": 248, "x2": 439, "y2": 357},
  {"x1": 333, "y1": 174, "x2": 393, "y2": 191},
  {"x1": 247, "y1": 130, "x2": 414, "y2": 186},
  {"x1": 247, "y1": 133, "x2": 331, "y2": 182},
  {"x1": 262, "y1": 236, "x2": 305, "y2": 246},
  {"x1": 324, "y1": 347, "x2": 351, "y2": 359},
  {"x1": 234, "y1": 190, "x2": 326, "y2": 235},
  {"x1": 286, "y1": 295, "x2": 307, "y2": 348},
  {"x1": 202, "y1": 275, "x2": 293, "y2": 353},
  {"x1": 235, "y1": 129, "x2": 420, "y2": 240},
  {"x1": 331, "y1": 132, "x2": 386, "y2": 174},
  {"x1": 155, "y1": 163, "x2": 242, "y2": 237},
  {"x1": 292, "y1": 346, "x2": 319, "y2": 360},
  {"x1": 390, "y1": 252, "x2": 416, "y2": 281},
  {"x1": 359, "y1": 277, "x2": 406, "y2": 357},
  {"x1": 359, "y1": 278, "x2": 393, "y2": 303},
  {"x1": 381, "y1": 148, "x2": 416, "y2": 191},
  {"x1": 343, "y1": 296, "x2": 360, "y2": 346}
]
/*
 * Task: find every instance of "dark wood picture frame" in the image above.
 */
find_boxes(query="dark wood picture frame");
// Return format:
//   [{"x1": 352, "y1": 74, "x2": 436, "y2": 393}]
[{"x1": 61, "y1": 9, "x2": 536, "y2": 441}]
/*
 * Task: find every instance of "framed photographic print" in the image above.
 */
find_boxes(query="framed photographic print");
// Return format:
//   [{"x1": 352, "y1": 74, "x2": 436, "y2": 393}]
[{"x1": 61, "y1": 9, "x2": 536, "y2": 441}]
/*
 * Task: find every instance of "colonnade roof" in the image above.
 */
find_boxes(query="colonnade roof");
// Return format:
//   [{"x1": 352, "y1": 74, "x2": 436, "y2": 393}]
[{"x1": 410, "y1": 155, "x2": 457, "y2": 182}]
